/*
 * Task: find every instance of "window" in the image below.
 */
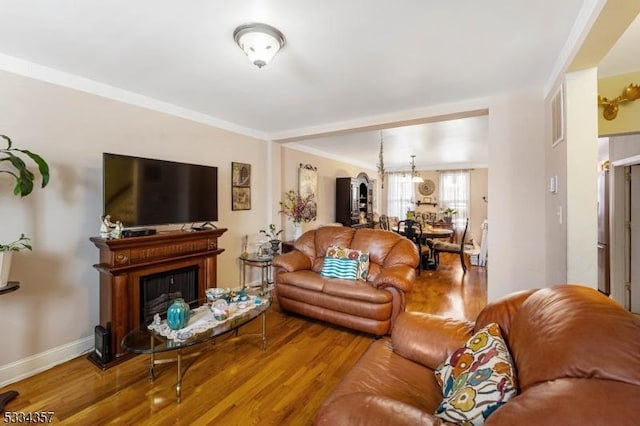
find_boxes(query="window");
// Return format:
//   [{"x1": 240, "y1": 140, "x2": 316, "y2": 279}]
[
  {"x1": 439, "y1": 170, "x2": 470, "y2": 230},
  {"x1": 387, "y1": 172, "x2": 414, "y2": 220}
]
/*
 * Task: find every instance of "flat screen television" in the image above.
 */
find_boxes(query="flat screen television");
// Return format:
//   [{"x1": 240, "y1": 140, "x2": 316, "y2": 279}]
[{"x1": 103, "y1": 153, "x2": 218, "y2": 228}]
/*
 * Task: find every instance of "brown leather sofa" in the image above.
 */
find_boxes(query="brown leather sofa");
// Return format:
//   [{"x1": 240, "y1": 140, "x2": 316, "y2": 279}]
[
  {"x1": 315, "y1": 284, "x2": 640, "y2": 425},
  {"x1": 272, "y1": 226, "x2": 419, "y2": 336}
]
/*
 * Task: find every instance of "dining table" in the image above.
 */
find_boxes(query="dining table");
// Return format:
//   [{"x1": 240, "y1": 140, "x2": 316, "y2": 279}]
[
  {"x1": 394, "y1": 224, "x2": 454, "y2": 270},
  {"x1": 422, "y1": 226, "x2": 454, "y2": 240},
  {"x1": 395, "y1": 224, "x2": 454, "y2": 240}
]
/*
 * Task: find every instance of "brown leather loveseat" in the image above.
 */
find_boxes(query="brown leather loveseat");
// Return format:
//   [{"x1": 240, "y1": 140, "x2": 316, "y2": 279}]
[
  {"x1": 315, "y1": 284, "x2": 640, "y2": 425},
  {"x1": 272, "y1": 226, "x2": 419, "y2": 336}
]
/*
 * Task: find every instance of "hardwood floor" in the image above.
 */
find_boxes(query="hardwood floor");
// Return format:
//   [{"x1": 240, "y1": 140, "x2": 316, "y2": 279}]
[{"x1": 0, "y1": 254, "x2": 486, "y2": 425}]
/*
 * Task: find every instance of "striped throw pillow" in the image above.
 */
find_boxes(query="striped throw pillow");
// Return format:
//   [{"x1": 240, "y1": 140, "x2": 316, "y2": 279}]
[
  {"x1": 320, "y1": 257, "x2": 359, "y2": 280},
  {"x1": 321, "y1": 246, "x2": 370, "y2": 281}
]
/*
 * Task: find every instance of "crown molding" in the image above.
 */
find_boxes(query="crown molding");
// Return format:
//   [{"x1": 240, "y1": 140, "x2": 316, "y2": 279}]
[{"x1": 0, "y1": 53, "x2": 267, "y2": 141}]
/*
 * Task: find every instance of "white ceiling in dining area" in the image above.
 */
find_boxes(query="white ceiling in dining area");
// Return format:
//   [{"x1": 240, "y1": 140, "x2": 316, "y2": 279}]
[{"x1": 287, "y1": 115, "x2": 489, "y2": 171}]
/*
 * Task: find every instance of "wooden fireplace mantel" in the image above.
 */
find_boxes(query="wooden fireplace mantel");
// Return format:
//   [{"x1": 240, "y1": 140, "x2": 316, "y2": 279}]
[{"x1": 89, "y1": 228, "x2": 227, "y2": 368}]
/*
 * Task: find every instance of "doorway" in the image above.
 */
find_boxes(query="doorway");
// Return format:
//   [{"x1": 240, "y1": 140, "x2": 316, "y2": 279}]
[
  {"x1": 629, "y1": 165, "x2": 640, "y2": 313},
  {"x1": 608, "y1": 133, "x2": 640, "y2": 313}
]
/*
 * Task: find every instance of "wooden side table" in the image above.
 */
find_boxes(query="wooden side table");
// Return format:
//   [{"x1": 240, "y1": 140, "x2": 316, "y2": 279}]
[{"x1": 0, "y1": 281, "x2": 20, "y2": 412}]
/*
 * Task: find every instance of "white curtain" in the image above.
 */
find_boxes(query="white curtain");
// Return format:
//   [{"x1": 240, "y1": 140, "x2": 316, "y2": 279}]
[
  {"x1": 387, "y1": 172, "x2": 414, "y2": 220},
  {"x1": 439, "y1": 170, "x2": 470, "y2": 231}
]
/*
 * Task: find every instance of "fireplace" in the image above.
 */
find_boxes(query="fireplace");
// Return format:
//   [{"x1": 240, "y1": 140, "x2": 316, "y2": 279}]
[
  {"x1": 140, "y1": 265, "x2": 198, "y2": 324},
  {"x1": 90, "y1": 228, "x2": 227, "y2": 369}
]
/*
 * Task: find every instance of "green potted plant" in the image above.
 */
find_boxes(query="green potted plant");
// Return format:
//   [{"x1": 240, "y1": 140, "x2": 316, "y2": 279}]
[
  {"x1": 0, "y1": 134, "x2": 50, "y2": 287},
  {"x1": 442, "y1": 207, "x2": 457, "y2": 223},
  {"x1": 259, "y1": 223, "x2": 283, "y2": 254}
]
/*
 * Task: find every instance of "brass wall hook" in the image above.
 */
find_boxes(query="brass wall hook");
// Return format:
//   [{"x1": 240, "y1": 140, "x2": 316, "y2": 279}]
[{"x1": 598, "y1": 83, "x2": 640, "y2": 120}]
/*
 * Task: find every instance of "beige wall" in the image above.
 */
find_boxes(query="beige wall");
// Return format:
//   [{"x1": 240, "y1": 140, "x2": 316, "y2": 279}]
[
  {"x1": 566, "y1": 68, "x2": 599, "y2": 289},
  {"x1": 0, "y1": 70, "x2": 269, "y2": 384},
  {"x1": 486, "y1": 90, "x2": 546, "y2": 301},
  {"x1": 545, "y1": 81, "x2": 569, "y2": 286},
  {"x1": 545, "y1": 68, "x2": 600, "y2": 292},
  {"x1": 598, "y1": 71, "x2": 640, "y2": 136},
  {"x1": 469, "y1": 168, "x2": 488, "y2": 244},
  {"x1": 279, "y1": 146, "x2": 377, "y2": 239}
]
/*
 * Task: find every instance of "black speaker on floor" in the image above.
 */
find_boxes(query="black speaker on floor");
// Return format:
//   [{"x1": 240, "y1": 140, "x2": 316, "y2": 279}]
[{"x1": 94, "y1": 325, "x2": 111, "y2": 364}]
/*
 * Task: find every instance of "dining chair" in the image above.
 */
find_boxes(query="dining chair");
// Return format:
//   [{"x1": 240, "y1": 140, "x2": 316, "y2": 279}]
[
  {"x1": 433, "y1": 218, "x2": 469, "y2": 273},
  {"x1": 397, "y1": 219, "x2": 425, "y2": 275},
  {"x1": 379, "y1": 214, "x2": 390, "y2": 231}
]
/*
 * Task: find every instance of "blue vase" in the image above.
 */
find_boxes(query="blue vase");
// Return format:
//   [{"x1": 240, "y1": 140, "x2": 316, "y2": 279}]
[{"x1": 167, "y1": 298, "x2": 190, "y2": 330}]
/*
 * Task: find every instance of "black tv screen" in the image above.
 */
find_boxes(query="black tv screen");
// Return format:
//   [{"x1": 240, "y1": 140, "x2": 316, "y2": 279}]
[{"x1": 103, "y1": 153, "x2": 218, "y2": 228}]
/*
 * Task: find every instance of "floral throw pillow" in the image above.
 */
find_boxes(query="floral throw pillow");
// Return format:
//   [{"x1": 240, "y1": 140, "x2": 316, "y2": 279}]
[
  {"x1": 434, "y1": 322, "x2": 518, "y2": 426},
  {"x1": 321, "y1": 246, "x2": 370, "y2": 281}
]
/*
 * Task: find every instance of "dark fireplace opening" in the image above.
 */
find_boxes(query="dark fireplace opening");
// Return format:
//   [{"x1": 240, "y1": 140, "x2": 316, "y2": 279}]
[{"x1": 140, "y1": 266, "x2": 199, "y2": 324}]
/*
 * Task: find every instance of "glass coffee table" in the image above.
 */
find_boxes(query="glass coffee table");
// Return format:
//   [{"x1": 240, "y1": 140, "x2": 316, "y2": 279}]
[{"x1": 122, "y1": 292, "x2": 271, "y2": 402}]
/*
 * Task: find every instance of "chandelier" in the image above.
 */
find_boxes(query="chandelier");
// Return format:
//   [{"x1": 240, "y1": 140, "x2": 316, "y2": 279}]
[
  {"x1": 233, "y1": 23, "x2": 286, "y2": 68},
  {"x1": 407, "y1": 155, "x2": 424, "y2": 183},
  {"x1": 377, "y1": 131, "x2": 386, "y2": 188}
]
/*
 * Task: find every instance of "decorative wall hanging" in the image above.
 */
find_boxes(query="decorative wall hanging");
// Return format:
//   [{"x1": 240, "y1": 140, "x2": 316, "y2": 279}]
[
  {"x1": 232, "y1": 162, "x2": 251, "y2": 210},
  {"x1": 418, "y1": 179, "x2": 436, "y2": 196},
  {"x1": 551, "y1": 84, "x2": 564, "y2": 147},
  {"x1": 598, "y1": 83, "x2": 640, "y2": 121},
  {"x1": 298, "y1": 163, "x2": 318, "y2": 200}
]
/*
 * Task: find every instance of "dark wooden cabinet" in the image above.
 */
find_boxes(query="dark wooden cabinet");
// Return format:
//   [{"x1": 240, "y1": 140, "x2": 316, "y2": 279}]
[{"x1": 336, "y1": 174, "x2": 373, "y2": 227}]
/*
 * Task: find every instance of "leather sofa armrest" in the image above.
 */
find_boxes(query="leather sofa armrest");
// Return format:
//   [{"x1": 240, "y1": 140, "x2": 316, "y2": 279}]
[
  {"x1": 372, "y1": 264, "x2": 415, "y2": 292},
  {"x1": 391, "y1": 312, "x2": 474, "y2": 370},
  {"x1": 315, "y1": 393, "x2": 448, "y2": 426},
  {"x1": 272, "y1": 250, "x2": 312, "y2": 272}
]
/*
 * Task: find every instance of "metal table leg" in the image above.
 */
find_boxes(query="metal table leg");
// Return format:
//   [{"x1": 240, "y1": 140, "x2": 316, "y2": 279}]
[
  {"x1": 149, "y1": 335, "x2": 155, "y2": 380},
  {"x1": 241, "y1": 261, "x2": 247, "y2": 289},
  {"x1": 176, "y1": 349, "x2": 182, "y2": 403},
  {"x1": 261, "y1": 312, "x2": 267, "y2": 350}
]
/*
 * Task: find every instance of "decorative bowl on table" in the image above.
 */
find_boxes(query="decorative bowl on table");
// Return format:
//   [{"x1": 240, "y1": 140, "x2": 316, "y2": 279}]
[
  {"x1": 206, "y1": 287, "x2": 229, "y2": 303},
  {"x1": 237, "y1": 289, "x2": 249, "y2": 302}
]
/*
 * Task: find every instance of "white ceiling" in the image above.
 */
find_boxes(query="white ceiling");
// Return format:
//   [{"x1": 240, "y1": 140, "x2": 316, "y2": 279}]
[
  {"x1": 289, "y1": 115, "x2": 489, "y2": 171},
  {"x1": 0, "y1": 1, "x2": 637, "y2": 170}
]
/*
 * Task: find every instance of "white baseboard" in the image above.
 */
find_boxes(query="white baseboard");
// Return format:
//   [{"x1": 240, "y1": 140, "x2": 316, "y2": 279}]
[{"x1": 0, "y1": 336, "x2": 94, "y2": 387}]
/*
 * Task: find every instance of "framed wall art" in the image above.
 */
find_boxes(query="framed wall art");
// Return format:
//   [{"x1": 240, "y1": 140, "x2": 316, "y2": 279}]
[
  {"x1": 232, "y1": 162, "x2": 251, "y2": 186},
  {"x1": 232, "y1": 186, "x2": 251, "y2": 210},
  {"x1": 232, "y1": 162, "x2": 251, "y2": 210},
  {"x1": 298, "y1": 163, "x2": 317, "y2": 198}
]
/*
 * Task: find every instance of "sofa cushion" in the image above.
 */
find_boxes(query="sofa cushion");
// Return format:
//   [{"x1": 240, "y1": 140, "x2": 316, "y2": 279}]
[
  {"x1": 277, "y1": 270, "x2": 326, "y2": 292},
  {"x1": 316, "y1": 338, "x2": 444, "y2": 421},
  {"x1": 485, "y1": 378, "x2": 640, "y2": 425},
  {"x1": 473, "y1": 289, "x2": 537, "y2": 338},
  {"x1": 313, "y1": 227, "x2": 356, "y2": 263},
  {"x1": 323, "y1": 279, "x2": 393, "y2": 304},
  {"x1": 434, "y1": 323, "x2": 518, "y2": 426},
  {"x1": 507, "y1": 284, "x2": 640, "y2": 391},
  {"x1": 391, "y1": 312, "x2": 474, "y2": 370}
]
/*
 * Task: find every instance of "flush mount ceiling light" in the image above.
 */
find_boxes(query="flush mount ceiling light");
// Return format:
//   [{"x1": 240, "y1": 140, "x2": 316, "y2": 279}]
[{"x1": 233, "y1": 23, "x2": 285, "y2": 68}]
